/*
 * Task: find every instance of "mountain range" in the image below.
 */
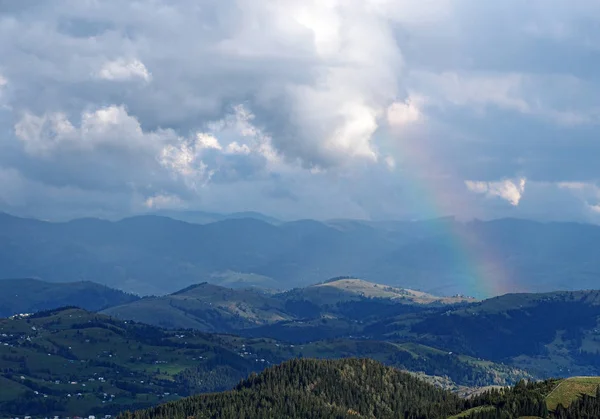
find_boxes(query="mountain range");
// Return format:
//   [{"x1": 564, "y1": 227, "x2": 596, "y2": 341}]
[
  {"x1": 2, "y1": 212, "x2": 600, "y2": 297},
  {"x1": 3, "y1": 276, "x2": 600, "y2": 381}
]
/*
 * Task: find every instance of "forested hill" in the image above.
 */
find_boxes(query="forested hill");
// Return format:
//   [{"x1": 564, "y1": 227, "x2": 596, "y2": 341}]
[
  {"x1": 119, "y1": 357, "x2": 600, "y2": 419},
  {"x1": 118, "y1": 358, "x2": 468, "y2": 419}
]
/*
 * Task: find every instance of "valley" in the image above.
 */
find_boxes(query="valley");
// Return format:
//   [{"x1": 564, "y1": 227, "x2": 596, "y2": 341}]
[{"x1": 0, "y1": 307, "x2": 528, "y2": 418}]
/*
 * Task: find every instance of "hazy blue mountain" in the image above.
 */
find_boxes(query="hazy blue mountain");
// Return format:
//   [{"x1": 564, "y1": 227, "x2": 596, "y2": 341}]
[
  {"x1": 0, "y1": 278, "x2": 139, "y2": 317},
  {"x1": 150, "y1": 210, "x2": 281, "y2": 225},
  {"x1": 2, "y1": 212, "x2": 600, "y2": 296}
]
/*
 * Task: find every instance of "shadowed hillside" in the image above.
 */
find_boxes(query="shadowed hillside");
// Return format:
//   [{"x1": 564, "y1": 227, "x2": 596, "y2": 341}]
[
  {"x1": 368, "y1": 290, "x2": 600, "y2": 378},
  {"x1": 0, "y1": 278, "x2": 139, "y2": 317}
]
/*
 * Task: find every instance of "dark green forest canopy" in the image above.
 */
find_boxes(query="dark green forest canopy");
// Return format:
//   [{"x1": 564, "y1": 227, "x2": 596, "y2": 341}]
[
  {"x1": 119, "y1": 358, "x2": 468, "y2": 419},
  {"x1": 120, "y1": 358, "x2": 600, "y2": 419}
]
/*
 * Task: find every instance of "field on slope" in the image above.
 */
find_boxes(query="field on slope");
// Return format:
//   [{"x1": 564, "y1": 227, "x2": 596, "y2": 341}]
[
  {"x1": 281, "y1": 278, "x2": 474, "y2": 305},
  {"x1": 545, "y1": 377, "x2": 600, "y2": 411}
]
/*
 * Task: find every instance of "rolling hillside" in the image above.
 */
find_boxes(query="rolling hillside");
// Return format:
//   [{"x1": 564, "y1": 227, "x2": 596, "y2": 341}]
[
  {"x1": 101, "y1": 282, "x2": 600, "y2": 380},
  {"x1": 101, "y1": 278, "x2": 469, "y2": 334},
  {"x1": 0, "y1": 308, "x2": 534, "y2": 418},
  {"x1": 281, "y1": 277, "x2": 473, "y2": 306},
  {"x1": 368, "y1": 290, "x2": 600, "y2": 378},
  {"x1": 0, "y1": 308, "x2": 276, "y2": 417},
  {"x1": 4, "y1": 303, "x2": 600, "y2": 417},
  {"x1": 102, "y1": 283, "x2": 292, "y2": 331}
]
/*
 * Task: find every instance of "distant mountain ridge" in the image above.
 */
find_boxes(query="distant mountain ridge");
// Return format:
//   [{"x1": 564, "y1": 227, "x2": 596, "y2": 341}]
[
  {"x1": 2, "y1": 211, "x2": 600, "y2": 296},
  {"x1": 150, "y1": 209, "x2": 282, "y2": 225},
  {"x1": 0, "y1": 278, "x2": 139, "y2": 317}
]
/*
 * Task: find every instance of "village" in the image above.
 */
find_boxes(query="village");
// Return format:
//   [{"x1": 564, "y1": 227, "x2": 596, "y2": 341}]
[{"x1": 0, "y1": 309, "x2": 295, "y2": 419}]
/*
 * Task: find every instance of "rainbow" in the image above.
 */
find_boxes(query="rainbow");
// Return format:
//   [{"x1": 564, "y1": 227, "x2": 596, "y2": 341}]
[{"x1": 386, "y1": 128, "x2": 524, "y2": 299}]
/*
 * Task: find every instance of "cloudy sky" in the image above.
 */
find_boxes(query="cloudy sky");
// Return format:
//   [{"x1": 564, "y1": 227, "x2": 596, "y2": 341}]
[{"x1": 1, "y1": 0, "x2": 600, "y2": 222}]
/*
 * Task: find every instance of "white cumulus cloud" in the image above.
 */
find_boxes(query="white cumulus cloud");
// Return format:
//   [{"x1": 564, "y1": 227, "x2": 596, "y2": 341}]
[
  {"x1": 465, "y1": 178, "x2": 527, "y2": 206},
  {"x1": 387, "y1": 98, "x2": 421, "y2": 127},
  {"x1": 195, "y1": 133, "x2": 222, "y2": 151},
  {"x1": 97, "y1": 58, "x2": 152, "y2": 82}
]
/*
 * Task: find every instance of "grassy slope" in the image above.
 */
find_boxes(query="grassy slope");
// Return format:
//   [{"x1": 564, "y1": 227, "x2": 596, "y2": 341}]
[
  {"x1": 102, "y1": 283, "x2": 291, "y2": 332},
  {"x1": 449, "y1": 376, "x2": 600, "y2": 417},
  {"x1": 448, "y1": 406, "x2": 495, "y2": 418},
  {"x1": 545, "y1": 377, "x2": 600, "y2": 411},
  {"x1": 281, "y1": 278, "x2": 475, "y2": 305}
]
